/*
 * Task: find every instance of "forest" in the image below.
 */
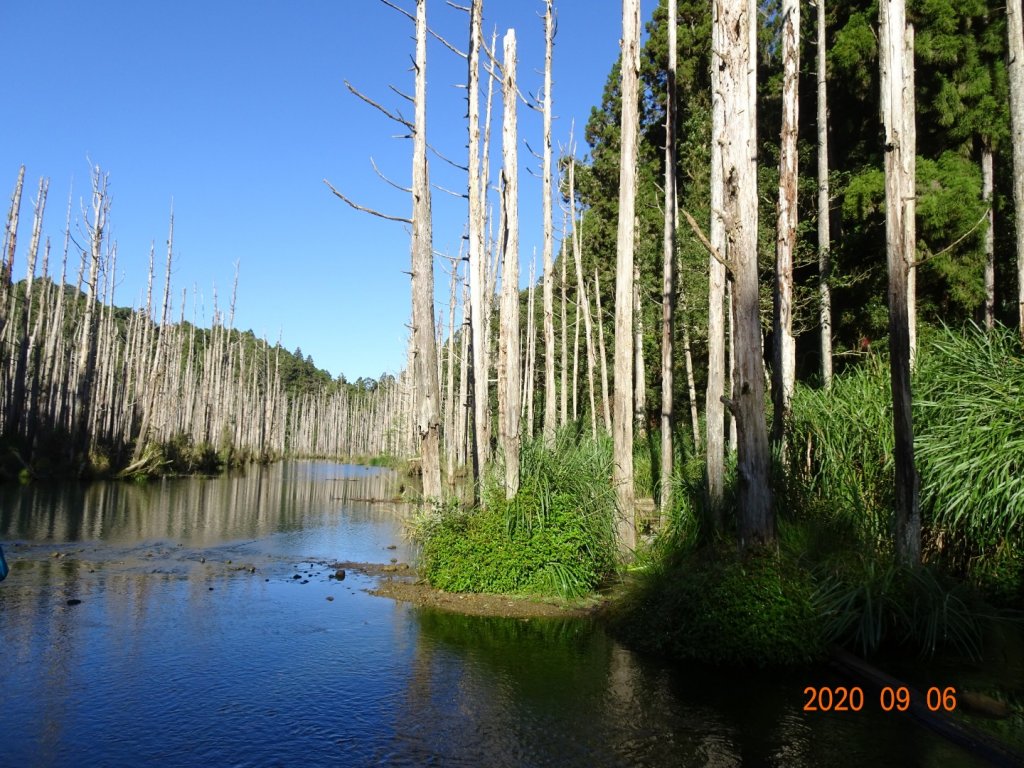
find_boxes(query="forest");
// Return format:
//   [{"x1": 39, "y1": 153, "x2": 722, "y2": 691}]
[{"x1": 2, "y1": 0, "x2": 1023, "y2": 673}]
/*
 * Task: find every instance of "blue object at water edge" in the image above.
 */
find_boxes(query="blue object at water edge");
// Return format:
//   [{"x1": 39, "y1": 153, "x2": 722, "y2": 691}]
[{"x1": 0, "y1": 544, "x2": 8, "y2": 581}]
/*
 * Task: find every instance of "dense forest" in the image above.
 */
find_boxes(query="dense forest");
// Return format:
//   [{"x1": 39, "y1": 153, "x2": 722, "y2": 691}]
[{"x1": 3, "y1": 0, "x2": 1023, "y2": 669}]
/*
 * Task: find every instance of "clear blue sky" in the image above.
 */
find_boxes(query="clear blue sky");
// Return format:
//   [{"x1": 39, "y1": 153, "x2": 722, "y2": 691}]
[{"x1": 1, "y1": 0, "x2": 653, "y2": 381}]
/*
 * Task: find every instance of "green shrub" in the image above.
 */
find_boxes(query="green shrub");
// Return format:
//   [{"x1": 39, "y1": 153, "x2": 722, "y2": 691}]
[
  {"x1": 611, "y1": 544, "x2": 826, "y2": 666},
  {"x1": 415, "y1": 432, "x2": 618, "y2": 599}
]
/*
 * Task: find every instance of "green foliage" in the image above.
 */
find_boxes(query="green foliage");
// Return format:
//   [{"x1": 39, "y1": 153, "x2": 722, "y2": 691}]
[
  {"x1": 415, "y1": 434, "x2": 617, "y2": 599},
  {"x1": 611, "y1": 544, "x2": 827, "y2": 667},
  {"x1": 813, "y1": 559, "x2": 989, "y2": 660}
]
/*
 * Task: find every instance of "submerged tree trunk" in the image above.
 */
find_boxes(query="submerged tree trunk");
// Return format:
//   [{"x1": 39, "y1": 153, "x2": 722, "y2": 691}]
[
  {"x1": 412, "y1": 0, "x2": 442, "y2": 500},
  {"x1": 772, "y1": 0, "x2": 799, "y2": 451},
  {"x1": 613, "y1": 0, "x2": 641, "y2": 555},
  {"x1": 498, "y1": 28, "x2": 521, "y2": 499},
  {"x1": 817, "y1": 0, "x2": 833, "y2": 387},
  {"x1": 880, "y1": 0, "x2": 921, "y2": 565},
  {"x1": 1009, "y1": 0, "x2": 1024, "y2": 341},
  {"x1": 716, "y1": 0, "x2": 772, "y2": 546}
]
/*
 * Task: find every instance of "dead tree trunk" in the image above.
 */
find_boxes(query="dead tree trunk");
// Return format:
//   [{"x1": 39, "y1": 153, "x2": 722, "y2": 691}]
[
  {"x1": 716, "y1": 0, "x2": 773, "y2": 546},
  {"x1": 817, "y1": 0, "x2": 834, "y2": 386},
  {"x1": 983, "y1": 143, "x2": 995, "y2": 330},
  {"x1": 661, "y1": 0, "x2": 678, "y2": 516},
  {"x1": 880, "y1": 0, "x2": 921, "y2": 565},
  {"x1": 1012, "y1": 0, "x2": 1024, "y2": 341},
  {"x1": 412, "y1": 0, "x2": 442, "y2": 499},
  {"x1": 541, "y1": 0, "x2": 557, "y2": 448},
  {"x1": 772, "y1": 0, "x2": 799, "y2": 449},
  {"x1": 613, "y1": 0, "x2": 641, "y2": 554},
  {"x1": 498, "y1": 28, "x2": 521, "y2": 499}
]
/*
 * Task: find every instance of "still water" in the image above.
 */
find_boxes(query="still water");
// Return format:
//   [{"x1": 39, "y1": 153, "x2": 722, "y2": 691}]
[{"x1": 0, "y1": 461, "x2": 984, "y2": 767}]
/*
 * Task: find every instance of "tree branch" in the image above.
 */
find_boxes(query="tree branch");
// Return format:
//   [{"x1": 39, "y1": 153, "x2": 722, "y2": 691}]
[
  {"x1": 682, "y1": 208, "x2": 732, "y2": 275},
  {"x1": 345, "y1": 80, "x2": 414, "y2": 129},
  {"x1": 323, "y1": 179, "x2": 412, "y2": 224}
]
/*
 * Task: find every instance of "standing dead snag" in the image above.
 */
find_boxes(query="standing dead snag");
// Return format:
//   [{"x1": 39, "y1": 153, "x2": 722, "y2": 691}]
[
  {"x1": 613, "y1": 0, "x2": 641, "y2": 555},
  {"x1": 498, "y1": 28, "x2": 521, "y2": 499},
  {"x1": 715, "y1": 0, "x2": 773, "y2": 546},
  {"x1": 1008, "y1": 0, "x2": 1024, "y2": 341},
  {"x1": 661, "y1": 0, "x2": 678, "y2": 517},
  {"x1": 541, "y1": 0, "x2": 557, "y2": 449},
  {"x1": 880, "y1": 0, "x2": 921, "y2": 565},
  {"x1": 772, "y1": 0, "x2": 799, "y2": 451},
  {"x1": 817, "y1": 0, "x2": 834, "y2": 387}
]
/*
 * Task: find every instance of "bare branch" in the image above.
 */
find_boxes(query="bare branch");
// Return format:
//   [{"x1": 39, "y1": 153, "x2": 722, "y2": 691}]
[
  {"x1": 432, "y1": 182, "x2": 468, "y2": 198},
  {"x1": 370, "y1": 157, "x2": 412, "y2": 193},
  {"x1": 446, "y1": 0, "x2": 470, "y2": 10},
  {"x1": 388, "y1": 84, "x2": 414, "y2": 103},
  {"x1": 378, "y1": 0, "x2": 415, "y2": 23},
  {"x1": 682, "y1": 208, "x2": 732, "y2": 275},
  {"x1": 429, "y1": 27, "x2": 467, "y2": 58},
  {"x1": 915, "y1": 206, "x2": 989, "y2": 266},
  {"x1": 428, "y1": 142, "x2": 469, "y2": 172},
  {"x1": 345, "y1": 80, "x2": 414, "y2": 129},
  {"x1": 323, "y1": 179, "x2": 412, "y2": 224}
]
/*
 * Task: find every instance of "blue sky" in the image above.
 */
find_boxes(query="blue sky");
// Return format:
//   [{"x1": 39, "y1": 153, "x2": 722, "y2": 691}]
[{"x1": 1, "y1": 0, "x2": 653, "y2": 380}]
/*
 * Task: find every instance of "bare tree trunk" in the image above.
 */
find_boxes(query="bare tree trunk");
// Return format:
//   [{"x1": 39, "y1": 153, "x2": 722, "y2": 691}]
[
  {"x1": 880, "y1": 0, "x2": 921, "y2": 565},
  {"x1": 660, "y1": 0, "x2": 678, "y2": 517},
  {"x1": 498, "y1": 28, "x2": 521, "y2": 499},
  {"x1": 716, "y1": 0, "x2": 772, "y2": 546},
  {"x1": 983, "y1": 143, "x2": 995, "y2": 330},
  {"x1": 412, "y1": 0, "x2": 442, "y2": 499},
  {"x1": 706, "y1": 3, "x2": 727, "y2": 518},
  {"x1": 1012, "y1": 0, "x2": 1024, "y2": 341},
  {"x1": 541, "y1": 0, "x2": 557, "y2": 448},
  {"x1": 905, "y1": 24, "x2": 918, "y2": 368},
  {"x1": 614, "y1": 0, "x2": 641, "y2": 554},
  {"x1": 595, "y1": 269, "x2": 612, "y2": 431},
  {"x1": 772, "y1": 0, "x2": 799, "y2": 451},
  {"x1": 633, "y1": 262, "x2": 646, "y2": 433},
  {"x1": 467, "y1": 0, "x2": 490, "y2": 481},
  {"x1": 817, "y1": 0, "x2": 834, "y2": 387},
  {"x1": 569, "y1": 160, "x2": 598, "y2": 438},
  {"x1": 560, "y1": 219, "x2": 568, "y2": 427},
  {"x1": 1, "y1": 167, "x2": 25, "y2": 340}
]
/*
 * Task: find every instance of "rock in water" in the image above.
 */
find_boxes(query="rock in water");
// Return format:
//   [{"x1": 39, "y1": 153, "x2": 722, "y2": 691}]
[
  {"x1": 66, "y1": 599, "x2": 82, "y2": 606},
  {"x1": 334, "y1": 569, "x2": 346, "y2": 581}
]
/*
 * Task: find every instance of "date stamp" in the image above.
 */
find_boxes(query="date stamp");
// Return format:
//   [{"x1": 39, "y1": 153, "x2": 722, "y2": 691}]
[{"x1": 803, "y1": 686, "x2": 958, "y2": 713}]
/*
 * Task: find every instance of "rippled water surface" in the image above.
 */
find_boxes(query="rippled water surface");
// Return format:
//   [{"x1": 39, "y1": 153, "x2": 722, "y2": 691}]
[{"x1": 0, "y1": 462, "x2": 985, "y2": 767}]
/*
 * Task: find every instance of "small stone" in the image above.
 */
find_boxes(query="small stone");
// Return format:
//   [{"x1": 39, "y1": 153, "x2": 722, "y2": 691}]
[
  {"x1": 248, "y1": 567, "x2": 256, "y2": 574},
  {"x1": 200, "y1": 557, "x2": 206, "y2": 564},
  {"x1": 335, "y1": 569, "x2": 346, "y2": 581},
  {"x1": 300, "y1": 579, "x2": 309, "y2": 584},
  {"x1": 326, "y1": 596, "x2": 335, "y2": 602},
  {"x1": 293, "y1": 574, "x2": 301, "y2": 580},
  {"x1": 390, "y1": 558, "x2": 398, "y2": 564},
  {"x1": 386, "y1": 545, "x2": 397, "y2": 550},
  {"x1": 66, "y1": 598, "x2": 82, "y2": 606}
]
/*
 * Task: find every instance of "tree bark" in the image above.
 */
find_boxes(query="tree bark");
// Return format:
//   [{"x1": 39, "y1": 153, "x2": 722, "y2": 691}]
[
  {"x1": 498, "y1": 28, "x2": 522, "y2": 499},
  {"x1": 983, "y1": 143, "x2": 995, "y2": 330},
  {"x1": 412, "y1": 0, "x2": 443, "y2": 499},
  {"x1": 880, "y1": 0, "x2": 921, "y2": 565},
  {"x1": 661, "y1": 0, "x2": 678, "y2": 516},
  {"x1": 541, "y1": 0, "x2": 557, "y2": 448},
  {"x1": 716, "y1": 0, "x2": 773, "y2": 546},
  {"x1": 772, "y1": 0, "x2": 799, "y2": 451},
  {"x1": 817, "y1": 0, "x2": 834, "y2": 387},
  {"x1": 1012, "y1": 0, "x2": 1024, "y2": 341},
  {"x1": 613, "y1": 0, "x2": 641, "y2": 554}
]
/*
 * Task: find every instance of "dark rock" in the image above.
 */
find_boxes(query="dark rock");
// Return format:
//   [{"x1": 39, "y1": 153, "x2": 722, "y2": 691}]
[
  {"x1": 326, "y1": 596, "x2": 335, "y2": 602},
  {"x1": 300, "y1": 579, "x2": 309, "y2": 584},
  {"x1": 390, "y1": 558, "x2": 398, "y2": 564},
  {"x1": 334, "y1": 569, "x2": 346, "y2": 581},
  {"x1": 386, "y1": 545, "x2": 397, "y2": 550},
  {"x1": 66, "y1": 599, "x2": 82, "y2": 606},
  {"x1": 208, "y1": 587, "x2": 214, "y2": 591},
  {"x1": 293, "y1": 574, "x2": 302, "y2": 580}
]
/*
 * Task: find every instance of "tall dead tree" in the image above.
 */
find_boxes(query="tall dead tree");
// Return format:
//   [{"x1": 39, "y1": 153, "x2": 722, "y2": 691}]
[
  {"x1": 717, "y1": 0, "x2": 773, "y2": 545},
  {"x1": 411, "y1": 0, "x2": 443, "y2": 499},
  {"x1": 817, "y1": 0, "x2": 834, "y2": 386},
  {"x1": 613, "y1": 0, "x2": 641, "y2": 554},
  {"x1": 772, "y1": 0, "x2": 799, "y2": 449},
  {"x1": 1008, "y1": 0, "x2": 1024, "y2": 341},
  {"x1": 467, "y1": 0, "x2": 491, "y2": 478},
  {"x1": 880, "y1": 0, "x2": 921, "y2": 565},
  {"x1": 660, "y1": 0, "x2": 678, "y2": 516},
  {"x1": 498, "y1": 28, "x2": 521, "y2": 498},
  {"x1": 983, "y1": 143, "x2": 995, "y2": 330},
  {"x1": 541, "y1": 0, "x2": 557, "y2": 448}
]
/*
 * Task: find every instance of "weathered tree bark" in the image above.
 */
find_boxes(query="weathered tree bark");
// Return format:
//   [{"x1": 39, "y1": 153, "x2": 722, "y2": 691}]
[
  {"x1": 412, "y1": 0, "x2": 443, "y2": 499},
  {"x1": 706, "y1": 3, "x2": 727, "y2": 518},
  {"x1": 633, "y1": 262, "x2": 646, "y2": 433},
  {"x1": 613, "y1": 0, "x2": 641, "y2": 554},
  {"x1": 879, "y1": 0, "x2": 921, "y2": 565},
  {"x1": 661, "y1": 0, "x2": 678, "y2": 516},
  {"x1": 983, "y1": 144, "x2": 995, "y2": 330},
  {"x1": 1, "y1": 166, "x2": 25, "y2": 340},
  {"x1": 595, "y1": 269, "x2": 612, "y2": 430},
  {"x1": 772, "y1": 0, "x2": 799, "y2": 451},
  {"x1": 498, "y1": 28, "x2": 521, "y2": 499},
  {"x1": 716, "y1": 0, "x2": 773, "y2": 546},
  {"x1": 817, "y1": 0, "x2": 833, "y2": 387},
  {"x1": 560, "y1": 221, "x2": 569, "y2": 427},
  {"x1": 467, "y1": 0, "x2": 490, "y2": 482},
  {"x1": 569, "y1": 160, "x2": 598, "y2": 438},
  {"x1": 1012, "y1": 0, "x2": 1024, "y2": 341},
  {"x1": 905, "y1": 24, "x2": 918, "y2": 368},
  {"x1": 541, "y1": 0, "x2": 557, "y2": 448}
]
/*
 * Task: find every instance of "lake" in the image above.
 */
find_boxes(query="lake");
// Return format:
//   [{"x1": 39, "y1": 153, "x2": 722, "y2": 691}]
[{"x1": 0, "y1": 461, "x2": 987, "y2": 766}]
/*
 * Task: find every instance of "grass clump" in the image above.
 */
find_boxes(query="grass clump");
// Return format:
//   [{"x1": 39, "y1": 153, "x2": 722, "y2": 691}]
[{"x1": 414, "y1": 432, "x2": 617, "y2": 599}]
